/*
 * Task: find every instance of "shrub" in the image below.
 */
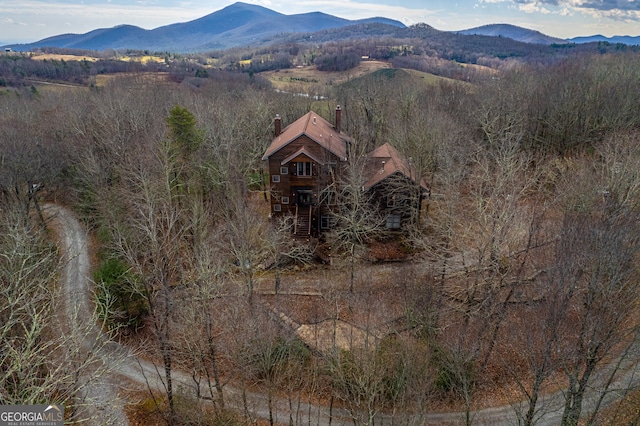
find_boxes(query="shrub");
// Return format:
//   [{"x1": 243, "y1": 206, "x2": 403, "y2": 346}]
[
  {"x1": 431, "y1": 344, "x2": 476, "y2": 397},
  {"x1": 243, "y1": 336, "x2": 311, "y2": 383},
  {"x1": 94, "y1": 257, "x2": 147, "y2": 331},
  {"x1": 315, "y1": 52, "x2": 361, "y2": 72}
]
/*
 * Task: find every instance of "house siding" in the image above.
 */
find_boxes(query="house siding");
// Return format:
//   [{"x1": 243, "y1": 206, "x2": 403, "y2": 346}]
[
  {"x1": 268, "y1": 134, "x2": 342, "y2": 219},
  {"x1": 264, "y1": 110, "x2": 426, "y2": 237},
  {"x1": 368, "y1": 173, "x2": 424, "y2": 229}
]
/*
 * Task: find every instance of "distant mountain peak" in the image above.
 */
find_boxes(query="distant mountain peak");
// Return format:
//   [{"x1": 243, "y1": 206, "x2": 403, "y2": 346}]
[
  {"x1": 457, "y1": 23, "x2": 565, "y2": 45},
  {"x1": 5, "y1": 3, "x2": 404, "y2": 52},
  {"x1": 458, "y1": 24, "x2": 640, "y2": 46},
  {"x1": 568, "y1": 34, "x2": 640, "y2": 45},
  {"x1": 411, "y1": 23, "x2": 436, "y2": 31},
  {"x1": 227, "y1": 1, "x2": 270, "y2": 9}
]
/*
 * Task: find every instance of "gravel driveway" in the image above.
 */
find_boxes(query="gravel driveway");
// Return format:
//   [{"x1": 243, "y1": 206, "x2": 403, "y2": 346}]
[{"x1": 46, "y1": 204, "x2": 640, "y2": 425}]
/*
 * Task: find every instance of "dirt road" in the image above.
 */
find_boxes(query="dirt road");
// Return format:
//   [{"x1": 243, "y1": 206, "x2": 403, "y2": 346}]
[
  {"x1": 47, "y1": 204, "x2": 640, "y2": 425},
  {"x1": 47, "y1": 204, "x2": 357, "y2": 425}
]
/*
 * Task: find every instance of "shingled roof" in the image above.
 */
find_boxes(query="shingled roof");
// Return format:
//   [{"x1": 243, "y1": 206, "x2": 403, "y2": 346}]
[
  {"x1": 262, "y1": 111, "x2": 351, "y2": 161},
  {"x1": 363, "y1": 143, "x2": 428, "y2": 190}
]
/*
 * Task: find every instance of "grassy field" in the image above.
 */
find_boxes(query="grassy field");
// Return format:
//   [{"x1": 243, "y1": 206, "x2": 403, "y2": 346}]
[
  {"x1": 261, "y1": 60, "x2": 392, "y2": 92},
  {"x1": 260, "y1": 60, "x2": 463, "y2": 97},
  {"x1": 27, "y1": 52, "x2": 166, "y2": 64},
  {"x1": 119, "y1": 55, "x2": 166, "y2": 64},
  {"x1": 29, "y1": 53, "x2": 99, "y2": 62}
]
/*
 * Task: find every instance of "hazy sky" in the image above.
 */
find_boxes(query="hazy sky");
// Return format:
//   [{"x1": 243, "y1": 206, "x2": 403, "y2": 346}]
[{"x1": 1, "y1": 0, "x2": 638, "y2": 44}]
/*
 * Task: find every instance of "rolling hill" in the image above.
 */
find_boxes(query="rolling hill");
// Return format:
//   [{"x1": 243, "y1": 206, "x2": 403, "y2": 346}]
[
  {"x1": 568, "y1": 35, "x2": 640, "y2": 45},
  {"x1": 457, "y1": 24, "x2": 565, "y2": 45}
]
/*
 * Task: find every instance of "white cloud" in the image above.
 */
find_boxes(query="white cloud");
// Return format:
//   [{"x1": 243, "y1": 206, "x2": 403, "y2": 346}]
[
  {"x1": 270, "y1": 0, "x2": 435, "y2": 22},
  {"x1": 583, "y1": 7, "x2": 640, "y2": 20},
  {"x1": 2, "y1": 17, "x2": 27, "y2": 26},
  {"x1": 477, "y1": 0, "x2": 640, "y2": 23},
  {"x1": 518, "y1": 3, "x2": 551, "y2": 13},
  {"x1": 0, "y1": 0, "x2": 211, "y2": 24}
]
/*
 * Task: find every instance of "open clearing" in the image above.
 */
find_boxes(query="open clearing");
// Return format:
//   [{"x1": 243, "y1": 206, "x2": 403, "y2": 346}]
[
  {"x1": 29, "y1": 53, "x2": 100, "y2": 62},
  {"x1": 261, "y1": 60, "x2": 391, "y2": 91},
  {"x1": 27, "y1": 52, "x2": 166, "y2": 63}
]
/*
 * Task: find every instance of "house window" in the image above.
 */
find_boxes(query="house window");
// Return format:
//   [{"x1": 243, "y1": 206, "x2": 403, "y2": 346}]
[
  {"x1": 386, "y1": 214, "x2": 401, "y2": 229},
  {"x1": 321, "y1": 215, "x2": 337, "y2": 229},
  {"x1": 387, "y1": 195, "x2": 396, "y2": 207},
  {"x1": 297, "y1": 161, "x2": 312, "y2": 176},
  {"x1": 322, "y1": 163, "x2": 336, "y2": 175},
  {"x1": 282, "y1": 196, "x2": 289, "y2": 204},
  {"x1": 272, "y1": 175, "x2": 280, "y2": 183},
  {"x1": 280, "y1": 166, "x2": 289, "y2": 175},
  {"x1": 274, "y1": 204, "x2": 281, "y2": 212},
  {"x1": 321, "y1": 189, "x2": 336, "y2": 205}
]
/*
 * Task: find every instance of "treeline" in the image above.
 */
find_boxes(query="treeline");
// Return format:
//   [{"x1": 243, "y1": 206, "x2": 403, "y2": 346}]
[
  {"x1": 2, "y1": 50, "x2": 640, "y2": 424},
  {"x1": 479, "y1": 53, "x2": 640, "y2": 153},
  {"x1": 335, "y1": 51, "x2": 640, "y2": 155},
  {"x1": 0, "y1": 55, "x2": 144, "y2": 86},
  {"x1": 0, "y1": 54, "x2": 215, "y2": 87},
  {"x1": 217, "y1": 33, "x2": 640, "y2": 82},
  {"x1": 276, "y1": 22, "x2": 639, "y2": 68},
  {"x1": 315, "y1": 52, "x2": 362, "y2": 71}
]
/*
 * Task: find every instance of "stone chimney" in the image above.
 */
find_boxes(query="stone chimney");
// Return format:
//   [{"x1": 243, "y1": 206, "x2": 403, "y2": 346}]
[
  {"x1": 274, "y1": 114, "x2": 281, "y2": 137},
  {"x1": 335, "y1": 105, "x2": 342, "y2": 133}
]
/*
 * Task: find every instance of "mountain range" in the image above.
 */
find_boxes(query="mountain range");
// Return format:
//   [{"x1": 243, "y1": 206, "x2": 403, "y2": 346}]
[
  {"x1": 459, "y1": 24, "x2": 640, "y2": 46},
  {"x1": 4, "y1": 2, "x2": 639, "y2": 53},
  {"x1": 6, "y1": 2, "x2": 404, "y2": 52},
  {"x1": 457, "y1": 24, "x2": 565, "y2": 45}
]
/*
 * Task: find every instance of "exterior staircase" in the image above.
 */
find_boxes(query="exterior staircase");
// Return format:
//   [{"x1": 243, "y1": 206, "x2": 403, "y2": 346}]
[{"x1": 294, "y1": 206, "x2": 312, "y2": 237}]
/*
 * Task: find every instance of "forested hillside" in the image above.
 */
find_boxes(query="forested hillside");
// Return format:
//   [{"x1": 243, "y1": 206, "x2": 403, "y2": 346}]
[
  {"x1": 3, "y1": 32, "x2": 635, "y2": 90},
  {"x1": 1, "y1": 47, "x2": 640, "y2": 424}
]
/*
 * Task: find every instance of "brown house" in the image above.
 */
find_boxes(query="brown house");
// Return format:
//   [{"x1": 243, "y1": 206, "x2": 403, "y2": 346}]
[
  {"x1": 263, "y1": 107, "x2": 427, "y2": 236},
  {"x1": 262, "y1": 107, "x2": 351, "y2": 236},
  {"x1": 363, "y1": 143, "x2": 429, "y2": 230}
]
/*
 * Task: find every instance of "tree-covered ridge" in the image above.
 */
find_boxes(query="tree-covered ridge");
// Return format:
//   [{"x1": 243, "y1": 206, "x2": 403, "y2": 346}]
[{"x1": 2, "y1": 19, "x2": 637, "y2": 90}]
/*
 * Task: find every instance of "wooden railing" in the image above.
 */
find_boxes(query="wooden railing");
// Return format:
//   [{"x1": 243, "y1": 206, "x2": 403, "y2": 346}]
[{"x1": 293, "y1": 205, "x2": 313, "y2": 237}]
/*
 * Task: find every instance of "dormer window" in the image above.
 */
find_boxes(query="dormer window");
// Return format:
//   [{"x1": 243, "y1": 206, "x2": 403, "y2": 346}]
[{"x1": 297, "y1": 161, "x2": 312, "y2": 177}]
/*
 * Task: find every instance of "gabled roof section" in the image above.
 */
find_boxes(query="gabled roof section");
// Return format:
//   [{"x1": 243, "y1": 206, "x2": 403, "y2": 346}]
[
  {"x1": 363, "y1": 143, "x2": 428, "y2": 190},
  {"x1": 262, "y1": 111, "x2": 351, "y2": 161},
  {"x1": 281, "y1": 147, "x2": 325, "y2": 165}
]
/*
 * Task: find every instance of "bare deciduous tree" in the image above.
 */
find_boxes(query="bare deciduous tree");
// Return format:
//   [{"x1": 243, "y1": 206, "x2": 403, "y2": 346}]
[
  {"x1": 328, "y1": 156, "x2": 383, "y2": 292},
  {"x1": 0, "y1": 202, "x2": 123, "y2": 423},
  {"x1": 110, "y1": 143, "x2": 187, "y2": 423}
]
